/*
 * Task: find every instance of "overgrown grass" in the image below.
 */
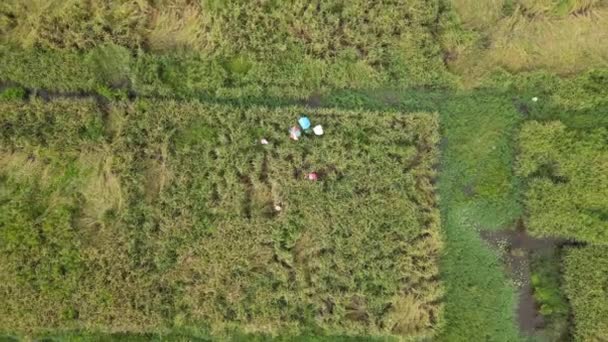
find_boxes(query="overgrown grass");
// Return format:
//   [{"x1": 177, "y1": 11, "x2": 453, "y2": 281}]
[
  {"x1": 0, "y1": 99, "x2": 442, "y2": 339},
  {"x1": 2, "y1": 62, "x2": 606, "y2": 340},
  {"x1": 449, "y1": 0, "x2": 608, "y2": 85},
  {"x1": 0, "y1": 86, "x2": 26, "y2": 101},
  {"x1": 563, "y1": 246, "x2": 608, "y2": 341},
  {"x1": 516, "y1": 121, "x2": 608, "y2": 243},
  {"x1": 0, "y1": 0, "x2": 607, "y2": 339},
  {"x1": 318, "y1": 88, "x2": 524, "y2": 341},
  {"x1": 529, "y1": 248, "x2": 570, "y2": 341},
  {"x1": 435, "y1": 93, "x2": 522, "y2": 341},
  {"x1": 512, "y1": 69, "x2": 608, "y2": 341},
  {"x1": 0, "y1": 0, "x2": 457, "y2": 96}
]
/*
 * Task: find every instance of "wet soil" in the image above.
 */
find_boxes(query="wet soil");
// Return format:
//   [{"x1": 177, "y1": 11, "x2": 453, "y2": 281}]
[
  {"x1": 0, "y1": 81, "x2": 136, "y2": 103},
  {"x1": 303, "y1": 92, "x2": 322, "y2": 108},
  {"x1": 480, "y1": 221, "x2": 564, "y2": 336}
]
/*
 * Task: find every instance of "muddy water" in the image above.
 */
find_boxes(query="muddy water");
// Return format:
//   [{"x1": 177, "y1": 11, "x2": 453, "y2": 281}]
[{"x1": 480, "y1": 223, "x2": 563, "y2": 335}]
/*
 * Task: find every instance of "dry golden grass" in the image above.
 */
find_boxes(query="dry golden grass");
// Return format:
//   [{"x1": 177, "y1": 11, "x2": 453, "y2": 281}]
[
  {"x1": 451, "y1": 0, "x2": 506, "y2": 29},
  {"x1": 518, "y1": 0, "x2": 604, "y2": 16},
  {"x1": 146, "y1": 3, "x2": 209, "y2": 51},
  {"x1": 0, "y1": 147, "x2": 124, "y2": 233},
  {"x1": 77, "y1": 149, "x2": 124, "y2": 230},
  {"x1": 450, "y1": 0, "x2": 608, "y2": 85},
  {"x1": 487, "y1": 10, "x2": 608, "y2": 71},
  {"x1": 0, "y1": 151, "x2": 51, "y2": 184},
  {"x1": 143, "y1": 145, "x2": 171, "y2": 202},
  {"x1": 386, "y1": 294, "x2": 438, "y2": 335},
  {"x1": 0, "y1": 0, "x2": 147, "y2": 49}
]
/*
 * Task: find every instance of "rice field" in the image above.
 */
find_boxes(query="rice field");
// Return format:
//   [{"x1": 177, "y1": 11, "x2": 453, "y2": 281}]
[{"x1": 0, "y1": 99, "x2": 442, "y2": 339}]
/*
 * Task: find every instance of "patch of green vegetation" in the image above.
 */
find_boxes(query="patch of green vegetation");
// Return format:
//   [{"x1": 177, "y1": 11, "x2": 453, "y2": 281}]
[
  {"x1": 31, "y1": 329, "x2": 393, "y2": 342},
  {"x1": 0, "y1": 86, "x2": 26, "y2": 101},
  {"x1": 436, "y1": 93, "x2": 522, "y2": 341},
  {"x1": 0, "y1": 99, "x2": 104, "y2": 147},
  {"x1": 321, "y1": 89, "x2": 523, "y2": 341},
  {"x1": 530, "y1": 248, "x2": 570, "y2": 341},
  {"x1": 0, "y1": 48, "x2": 95, "y2": 92},
  {"x1": 323, "y1": 89, "x2": 524, "y2": 229},
  {"x1": 0, "y1": 0, "x2": 457, "y2": 97},
  {"x1": 85, "y1": 44, "x2": 132, "y2": 88},
  {"x1": 516, "y1": 121, "x2": 608, "y2": 244},
  {"x1": 5, "y1": 65, "x2": 607, "y2": 341},
  {"x1": 0, "y1": 99, "x2": 442, "y2": 339},
  {"x1": 563, "y1": 246, "x2": 608, "y2": 341},
  {"x1": 510, "y1": 69, "x2": 607, "y2": 341},
  {"x1": 0, "y1": 45, "x2": 453, "y2": 100},
  {"x1": 0, "y1": 0, "x2": 607, "y2": 338},
  {"x1": 0, "y1": 153, "x2": 86, "y2": 326},
  {"x1": 482, "y1": 69, "x2": 608, "y2": 129}
]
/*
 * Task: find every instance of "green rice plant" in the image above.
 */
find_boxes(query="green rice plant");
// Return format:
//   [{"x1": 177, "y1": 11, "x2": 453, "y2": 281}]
[
  {"x1": 0, "y1": 99, "x2": 443, "y2": 339},
  {"x1": 85, "y1": 43, "x2": 132, "y2": 88},
  {"x1": 552, "y1": 69, "x2": 608, "y2": 112},
  {"x1": 529, "y1": 248, "x2": 570, "y2": 341},
  {"x1": 0, "y1": 87, "x2": 26, "y2": 101},
  {"x1": 0, "y1": 99, "x2": 104, "y2": 148},
  {"x1": 0, "y1": 47, "x2": 95, "y2": 92},
  {"x1": 516, "y1": 121, "x2": 608, "y2": 243},
  {"x1": 0, "y1": 149, "x2": 87, "y2": 332},
  {"x1": 450, "y1": 0, "x2": 507, "y2": 29},
  {"x1": 0, "y1": 0, "x2": 454, "y2": 94},
  {"x1": 563, "y1": 246, "x2": 608, "y2": 341}
]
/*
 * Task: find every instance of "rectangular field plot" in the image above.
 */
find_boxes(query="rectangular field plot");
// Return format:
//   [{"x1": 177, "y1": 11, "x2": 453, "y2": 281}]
[
  {"x1": 0, "y1": 99, "x2": 442, "y2": 338},
  {"x1": 516, "y1": 121, "x2": 608, "y2": 244}
]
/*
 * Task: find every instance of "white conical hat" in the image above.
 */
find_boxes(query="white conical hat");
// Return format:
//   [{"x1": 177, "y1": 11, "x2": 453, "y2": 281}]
[{"x1": 313, "y1": 125, "x2": 324, "y2": 136}]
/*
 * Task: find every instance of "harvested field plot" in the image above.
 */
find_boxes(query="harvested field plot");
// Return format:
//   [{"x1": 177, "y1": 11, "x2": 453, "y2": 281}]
[{"x1": 0, "y1": 99, "x2": 442, "y2": 339}]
